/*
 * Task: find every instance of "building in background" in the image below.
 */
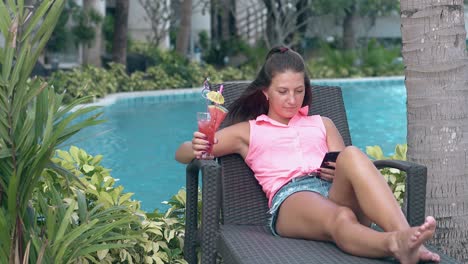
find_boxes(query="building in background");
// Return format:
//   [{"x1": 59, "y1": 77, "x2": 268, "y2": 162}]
[{"x1": 3, "y1": 2, "x2": 468, "y2": 69}]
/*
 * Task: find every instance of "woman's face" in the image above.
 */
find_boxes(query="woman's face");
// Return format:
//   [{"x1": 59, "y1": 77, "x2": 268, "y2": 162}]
[{"x1": 263, "y1": 70, "x2": 305, "y2": 124}]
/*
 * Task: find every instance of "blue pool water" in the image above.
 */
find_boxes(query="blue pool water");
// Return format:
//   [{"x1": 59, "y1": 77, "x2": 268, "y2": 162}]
[{"x1": 67, "y1": 77, "x2": 406, "y2": 212}]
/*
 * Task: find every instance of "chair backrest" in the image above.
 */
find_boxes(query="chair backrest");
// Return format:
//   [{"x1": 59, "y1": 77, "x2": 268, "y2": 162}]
[{"x1": 213, "y1": 81, "x2": 352, "y2": 226}]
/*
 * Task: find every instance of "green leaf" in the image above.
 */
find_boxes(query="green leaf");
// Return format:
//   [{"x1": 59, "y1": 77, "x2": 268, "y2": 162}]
[
  {"x1": 76, "y1": 189, "x2": 88, "y2": 223},
  {"x1": 91, "y1": 155, "x2": 103, "y2": 165},
  {"x1": 365, "y1": 145, "x2": 385, "y2": 160},
  {"x1": 20, "y1": 0, "x2": 53, "y2": 42},
  {"x1": 389, "y1": 174, "x2": 397, "y2": 185},
  {"x1": 9, "y1": 40, "x2": 30, "y2": 90},
  {"x1": 0, "y1": 2, "x2": 10, "y2": 39},
  {"x1": 3, "y1": 16, "x2": 17, "y2": 83},
  {"x1": 56, "y1": 149, "x2": 74, "y2": 163},
  {"x1": 0, "y1": 148, "x2": 11, "y2": 159},
  {"x1": 394, "y1": 144, "x2": 407, "y2": 160},
  {"x1": 96, "y1": 248, "x2": 109, "y2": 260},
  {"x1": 118, "y1": 193, "x2": 134, "y2": 205},
  {"x1": 54, "y1": 200, "x2": 77, "y2": 243},
  {"x1": 6, "y1": 0, "x2": 16, "y2": 12},
  {"x1": 44, "y1": 201, "x2": 57, "y2": 242},
  {"x1": 21, "y1": 79, "x2": 48, "y2": 110},
  {"x1": 99, "y1": 192, "x2": 115, "y2": 205},
  {"x1": 70, "y1": 146, "x2": 80, "y2": 163},
  {"x1": 15, "y1": 110, "x2": 34, "y2": 151},
  {"x1": 83, "y1": 164, "x2": 95, "y2": 173},
  {"x1": 54, "y1": 219, "x2": 99, "y2": 262},
  {"x1": 7, "y1": 172, "x2": 19, "y2": 216},
  {"x1": 165, "y1": 230, "x2": 175, "y2": 242}
]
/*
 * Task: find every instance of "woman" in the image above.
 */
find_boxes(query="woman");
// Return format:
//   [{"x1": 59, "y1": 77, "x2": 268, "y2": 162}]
[{"x1": 175, "y1": 47, "x2": 440, "y2": 264}]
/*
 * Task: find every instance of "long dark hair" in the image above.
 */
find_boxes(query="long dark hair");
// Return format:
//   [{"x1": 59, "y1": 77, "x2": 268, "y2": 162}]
[{"x1": 226, "y1": 46, "x2": 312, "y2": 125}]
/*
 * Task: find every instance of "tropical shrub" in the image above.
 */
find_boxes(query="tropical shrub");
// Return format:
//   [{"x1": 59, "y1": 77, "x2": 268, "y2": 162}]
[
  {"x1": 0, "y1": 2, "x2": 171, "y2": 262},
  {"x1": 307, "y1": 40, "x2": 404, "y2": 78},
  {"x1": 49, "y1": 63, "x2": 126, "y2": 103},
  {"x1": 0, "y1": 1, "x2": 117, "y2": 262},
  {"x1": 366, "y1": 144, "x2": 407, "y2": 205},
  {"x1": 48, "y1": 60, "x2": 254, "y2": 104},
  {"x1": 40, "y1": 146, "x2": 192, "y2": 263}
]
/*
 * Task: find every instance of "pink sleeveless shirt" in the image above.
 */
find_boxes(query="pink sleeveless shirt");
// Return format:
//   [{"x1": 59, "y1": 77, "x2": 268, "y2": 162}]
[{"x1": 245, "y1": 106, "x2": 329, "y2": 207}]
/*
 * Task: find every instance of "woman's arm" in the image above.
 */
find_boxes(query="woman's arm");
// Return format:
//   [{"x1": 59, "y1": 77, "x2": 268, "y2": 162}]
[
  {"x1": 322, "y1": 117, "x2": 346, "y2": 151},
  {"x1": 175, "y1": 121, "x2": 250, "y2": 164},
  {"x1": 175, "y1": 138, "x2": 198, "y2": 164},
  {"x1": 318, "y1": 117, "x2": 346, "y2": 181}
]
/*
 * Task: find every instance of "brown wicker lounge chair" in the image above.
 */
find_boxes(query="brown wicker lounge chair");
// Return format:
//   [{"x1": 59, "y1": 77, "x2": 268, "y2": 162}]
[{"x1": 184, "y1": 81, "x2": 459, "y2": 264}]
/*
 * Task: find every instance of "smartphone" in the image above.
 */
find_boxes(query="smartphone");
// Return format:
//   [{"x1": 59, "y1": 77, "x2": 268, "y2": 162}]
[{"x1": 320, "y1": 151, "x2": 341, "y2": 169}]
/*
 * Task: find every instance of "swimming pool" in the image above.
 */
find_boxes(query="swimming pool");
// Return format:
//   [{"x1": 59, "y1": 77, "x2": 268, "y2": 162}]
[{"x1": 68, "y1": 77, "x2": 406, "y2": 212}]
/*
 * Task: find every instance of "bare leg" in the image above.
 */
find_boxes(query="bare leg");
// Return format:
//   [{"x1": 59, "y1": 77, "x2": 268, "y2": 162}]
[
  {"x1": 275, "y1": 192, "x2": 437, "y2": 263},
  {"x1": 327, "y1": 146, "x2": 439, "y2": 262}
]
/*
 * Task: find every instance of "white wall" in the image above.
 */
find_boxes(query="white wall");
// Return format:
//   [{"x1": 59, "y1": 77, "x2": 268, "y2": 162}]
[
  {"x1": 307, "y1": 13, "x2": 402, "y2": 40},
  {"x1": 127, "y1": 0, "x2": 170, "y2": 49},
  {"x1": 191, "y1": 0, "x2": 211, "y2": 43}
]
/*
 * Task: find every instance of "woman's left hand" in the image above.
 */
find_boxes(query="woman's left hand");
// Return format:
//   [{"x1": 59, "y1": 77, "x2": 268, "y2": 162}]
[{"x1": 318, "y1": 161, "x2": 336, "y2": 181}]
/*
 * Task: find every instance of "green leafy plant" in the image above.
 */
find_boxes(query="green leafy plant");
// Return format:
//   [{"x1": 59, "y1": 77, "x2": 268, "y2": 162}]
[
  {"x1": 0, "y1": 0, "x2": 106, "y2": 262},
  {"x1": 49, "y1": 63, "x2": 125, "y2": 103},
  {"x1": 307, "y1": 40, "x2": 403, "y2": 78},
  {"x1": 48, "y1": 50, "x2": 255, "y2": 103},
  {"x1": 42, "y1": 146, "x2": 191, "y2": 263},
  {"x1": 47, "y1": 0, "x2": 102, "y2": 53},
  {"x1": 366, "y1": 144, "x2": 407, "y2": 205}
]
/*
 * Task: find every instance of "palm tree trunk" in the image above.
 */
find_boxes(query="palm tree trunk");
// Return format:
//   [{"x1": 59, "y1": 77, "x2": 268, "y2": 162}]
[
  {"x1": 400, "y1": 0, "x2": 468, "y2": 262},
  {"x1": 342, "y1": 2, "x2": 356, "y2": 50},
  {"x1": 82, "y1": 0, "x2": 104, "y2": 66},
  {"x1": 176, "y1": 0, "x2": 192, "y2": 56},
  {"x1": 112, "y1": 0, "x2": 129, "y2": 66}
]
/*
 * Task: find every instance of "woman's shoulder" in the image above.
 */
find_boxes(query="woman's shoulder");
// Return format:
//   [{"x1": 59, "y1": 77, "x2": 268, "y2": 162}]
[
  {"x1": 303, "y1": 114, "x2": 332, "y2": 126},
  {"x1": 319, "y1": 115, "x2": 333, "y2": 124},
  {"x1": 319, "y1": 116, "x2": 338, "y2": 131}
]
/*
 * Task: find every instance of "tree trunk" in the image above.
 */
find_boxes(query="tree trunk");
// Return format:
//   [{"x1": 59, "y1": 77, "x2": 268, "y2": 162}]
[
  {"x1": 112, "y1": 0, "x2": 129, "y2": 66},
  {"x1": 401, "y1": 0, "x2": 468, "y2": 262},
  {"x1": 176, "y1": 0, "x2": 192, "y2": 56},
  {"x1": 263, "y1": 0, "x2": 282, "y2": 47},
  {"x1": 294, "y1": 0, "x2": 311, "y2": 53},
  {"x1": 342, "y1": 3, "x2": 356, "y2": 50},
  {"x1": 82, "y1": 0, "x2": 104, "y2": 66},
  {"x1": 220, "y1": 0, "x2": 236, "y2": 41},
  {"x1": 210, "y1": 0, "x2": 220, "y2": 46}
]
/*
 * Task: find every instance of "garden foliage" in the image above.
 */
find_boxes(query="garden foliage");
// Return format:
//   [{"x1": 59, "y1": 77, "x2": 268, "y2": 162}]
[
  {"x1": 307, "y1": 40, "x2": 404, "y2": 78},
  {"x1": 366, "y1": 144, "x2": 407, "y2": 205},
  {"x1": 48, "y1": 40, "x2": 403, "y2": 104},
  {"x1": 41, "y1": 146, "x2": 191, "y2": 263},
  {"x1": 0, "y1": 2, "x2": 187, "y2": 263}
]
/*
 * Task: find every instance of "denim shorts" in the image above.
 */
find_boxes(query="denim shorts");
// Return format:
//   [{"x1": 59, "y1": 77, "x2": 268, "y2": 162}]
[{"x1": 268, "y1": 175, "x2": 332, "y2": 236}]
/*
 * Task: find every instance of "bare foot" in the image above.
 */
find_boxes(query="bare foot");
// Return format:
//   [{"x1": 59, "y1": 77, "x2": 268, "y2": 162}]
[
  {"x1": 390, "y1": 216, "x2": 438, "y2": 264},
  {"x1": 419, "y1": 245, "x2": 440, "y2": 263}
]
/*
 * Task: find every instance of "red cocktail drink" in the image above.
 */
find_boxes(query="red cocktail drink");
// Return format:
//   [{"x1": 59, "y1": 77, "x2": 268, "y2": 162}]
[
  {"x1": 197, "y1": 114, "x2": 215, "y2": 154},
  {"x1": 208, "y1": 105, "x2": 228, "y2": 128},
  {"x1": 197, "y1": 105, "x2": 228, "y2": 156}
]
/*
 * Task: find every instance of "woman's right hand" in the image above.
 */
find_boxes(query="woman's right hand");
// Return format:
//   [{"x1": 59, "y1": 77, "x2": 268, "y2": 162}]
[{"x1": 192, "y1": 131, "x2": 216, "y2": 159}]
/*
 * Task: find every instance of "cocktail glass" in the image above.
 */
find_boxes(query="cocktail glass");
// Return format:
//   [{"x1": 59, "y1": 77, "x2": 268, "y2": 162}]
[{"x1": 196, "y1": 105, "x2": 229, "y2": 157}]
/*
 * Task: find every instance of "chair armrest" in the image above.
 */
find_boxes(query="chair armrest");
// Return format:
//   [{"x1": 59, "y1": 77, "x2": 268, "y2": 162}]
[
  {"x1": 373, "y1": 160, "x2": 427, "y2": 227},
  {"x1": 184, "y1": 159, "x2": 222, "y2": 264}
]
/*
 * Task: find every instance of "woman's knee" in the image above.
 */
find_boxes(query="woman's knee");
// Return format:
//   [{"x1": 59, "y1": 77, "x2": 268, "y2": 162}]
[
  {"x1": 332, "y1": 206, "x2": 358, "y2": 226},
  {"x1": 335, "y1": 146, "x2": 373, "y2": 173},
  {"x1": 337, "y1": 146, "x2": 365, "y2": 163},
  {"x1": 328, "y1": 206, "x2": 358, "y2": 247}
]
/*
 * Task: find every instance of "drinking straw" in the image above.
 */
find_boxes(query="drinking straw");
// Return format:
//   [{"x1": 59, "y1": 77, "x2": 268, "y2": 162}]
[{"x1": 218, "y1": 84, "x2": 224, "y2": 96}]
